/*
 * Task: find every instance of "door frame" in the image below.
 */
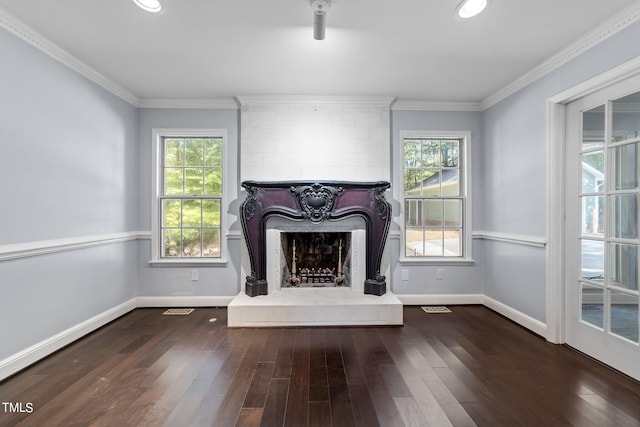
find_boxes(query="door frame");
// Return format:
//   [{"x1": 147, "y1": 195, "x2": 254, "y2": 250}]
[{"x1": 546, "y1": 56, "x2": 640, "y2": 344}]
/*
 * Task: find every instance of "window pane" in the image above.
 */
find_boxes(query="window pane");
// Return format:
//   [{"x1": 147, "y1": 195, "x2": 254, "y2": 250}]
[
  {"x1": 612, "y1": 92, "x2": 640, "y2": 143},
  {"x1": 404, "y1": 169, "x2": 422, "y2": 196},
  {"x1": 581, "y1": 195, "x2": 604, "y2": 235},
  {"x1": 611, "y1": 142, "x2": 640, "y2": 191},
  {"x1": 205, "y1": 138, "x2": 223, "y2": 167},
  {"x1": 610, "y1": 290, "x2": 639, "y2": 343},
  {"x1": 582, "y1": 105, "x2": 605, "y2": 149},
  {"x1": 162, "y1": 199, "x2": 181, "y2": 227},
  {"x1": 405, "y1": 199, "x2": 421, "y2": 226},
  {"x1": 182, "y1": 200, "x2": 202, "y2": 227},
  {"x1": 204, "y1": 168, "x2": 223, "y2": 196},
  {"x1": 581, "y1": 239, "x2": 604, "y2": 282},
  {"x1": 609, "y1": 243, "x2": 638, "y2": 290},
  {"x1": 159, "y1": 133, "x2": 223, "y2": 259},
  {"x1": 581, "y1": 283, "x2": 604, "y2": 329},
  {"x1": 610, "y1": 194, "x2": 638, "y2": 240},
  {"x1": 422, "y1": 169, "x2": 440, "y2": 196},
  {"x1": 423, "y1": 199, "x2": 442, "y2": 227},
  {"x1": 164, "y1": 168, "x2": 183, "y2": 195},
  {"x1": 441, "y1": 140, "x2": 459, "y2": 167},
  {"x1": 405, "y1": 228, "x2": 424, "y2": 257},
  {"x1": 185, "y1": 139, "x2": 204, "y2": 166},
  {"x1": 424, "y1": 229, "x2": 444, "y2": 256},
  {"x1": 404, "y1": 140, "x2": 422, "y2": 168},
  {"x1": 163, "y1": 229, "x2": 181, "y2": 257},
  {"x1": 444, "y1": 229, "x2": 461, "y2": 256},
  {"x1": 203, "y1": 229, "x2": 221, "y2": 257},
  {"x1": 441, "y1": 169, "x2": 459, "y2": 196},
  {"x1": 581, "y1": 151, "x2": 604, "y2": 193},
  {"x1": 164, "y1": 138, "x2": 184, "y2": 167},
  {"x1": 422, "y1": 140, "x2": 440, "y2": 168},
  {"x1": 203, "y1": 199, "x2": 221, "y2": 227},
  {"x1": 444, "y1": 200, "x2": 462, "y2": 227},
  {"x1": 185, "y1": 168, "x2": 204, "y2": 195},
  {"x1": 402, "y1": 135, "x2": 465, "y2": 259},
  {"x1": 182, "y1": 228, "x2": 201, "y2": 256}
]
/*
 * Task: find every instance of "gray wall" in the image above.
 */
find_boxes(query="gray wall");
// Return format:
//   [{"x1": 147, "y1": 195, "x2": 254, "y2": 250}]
[
  {"x1": 4, "y1": 10, "x2": 640, "y2": 366},
  {"x1": 136, "y1": 108, "x2": 242, "y2": 299},
  {"x1": 390, "y1": 110, "x2": 484, "y2": 296},
  {"x1": 0, "y1": 28, "x2": 138, "y2": 360},
  {"x1": 481, "y1": 19, "x2": 640, "y2": 323}
]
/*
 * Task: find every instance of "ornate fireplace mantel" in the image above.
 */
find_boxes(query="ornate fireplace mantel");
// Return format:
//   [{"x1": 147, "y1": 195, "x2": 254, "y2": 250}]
[{"x1": 240, "y1": 180, "x2": 392, "y2": 297}]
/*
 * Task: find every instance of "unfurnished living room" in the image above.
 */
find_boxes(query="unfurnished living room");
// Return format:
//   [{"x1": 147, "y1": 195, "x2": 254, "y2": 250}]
[{"x1": 1, "y1": 0, "x2": 640, "y2": 426}]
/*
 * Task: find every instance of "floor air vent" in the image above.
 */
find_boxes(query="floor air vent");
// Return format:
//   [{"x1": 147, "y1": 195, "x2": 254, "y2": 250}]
[
  {"x1": 421, "y1": 306, "x2": 451, "y2": 313},
  {"x1": 162, "y1": 308, "x2": 195, "y2": 315}
]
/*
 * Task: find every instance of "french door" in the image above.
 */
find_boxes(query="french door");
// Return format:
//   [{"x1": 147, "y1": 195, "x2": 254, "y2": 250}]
[{"x1": 565, "y1": 74, "x2": 640, "y2": 381}]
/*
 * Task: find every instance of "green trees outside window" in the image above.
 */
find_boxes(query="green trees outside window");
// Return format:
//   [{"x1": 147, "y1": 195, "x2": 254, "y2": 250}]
[
  {"x1": 161, "y1": 137, "x2": 222, "y2": 258},
  {"x1": 403, "y1": 138, "x2": 464, "y2": 257}
]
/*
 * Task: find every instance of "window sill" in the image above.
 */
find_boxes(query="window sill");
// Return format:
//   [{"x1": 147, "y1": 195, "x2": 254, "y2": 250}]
[
  {"x1": 149, "y1": 258, "x2": 228, "y2": 267},
  {"x1": 399, "y1": 257, "x2": 475, "y2": 266}
]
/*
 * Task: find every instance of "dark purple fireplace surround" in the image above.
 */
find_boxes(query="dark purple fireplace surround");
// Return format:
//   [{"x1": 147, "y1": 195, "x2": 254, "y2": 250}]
[{"x1": 240, "y1": 180, "x2": 392, "y2": 297}]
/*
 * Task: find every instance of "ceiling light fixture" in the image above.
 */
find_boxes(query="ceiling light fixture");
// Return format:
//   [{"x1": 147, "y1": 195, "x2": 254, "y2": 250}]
[
  {"x1": 133, "y1": 0, "x2": 162, "y2": 13},
  {"x1": 310, "y1": 0, "x2": 331, "y2": 40},
  {"x1": 456, "y1": 0, "x2": 489, "y2": 19}
]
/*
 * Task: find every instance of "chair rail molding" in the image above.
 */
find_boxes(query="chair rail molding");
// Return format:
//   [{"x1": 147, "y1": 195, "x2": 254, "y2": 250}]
[
  {"x1": 0, "y1": 231, "x2": 149, "y2": 262},
  {"x1": 472, "y1": 231, "x2": 547, "y2": 248}
]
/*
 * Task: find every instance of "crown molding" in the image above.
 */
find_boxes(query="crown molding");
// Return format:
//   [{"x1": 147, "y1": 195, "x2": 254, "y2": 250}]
[
  {"x1": 3, "y1": 2, "x2": 640, "y2": 112},
  {"x1": 235, "y1": 95, "x2": 395, "y2": 108},
  {"x1": 137, "y1": 98, "x2": 240, "y2": 109},
  {"x1": 391, "y1": 99, "x2": 482, "y2": 112},
  {"x1": 480, "y1": 1, "x2": 640, "y2": 110},
  {"x1": 0, "y1": 6, "x2": 139, "y2": 106}
]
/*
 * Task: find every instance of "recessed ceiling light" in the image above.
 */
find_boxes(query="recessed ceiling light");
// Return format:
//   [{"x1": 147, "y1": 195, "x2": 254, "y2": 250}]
[
  {"x1": 456, "y1": 0, "x2": 489, "y2": 19},
  {"x1": 133, "y1": 0, "x2": 162, "y2": 13}
]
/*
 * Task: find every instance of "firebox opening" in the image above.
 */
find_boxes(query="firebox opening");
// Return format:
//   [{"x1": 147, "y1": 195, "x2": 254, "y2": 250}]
[{"x1": 280, "y1": 232, "x2": 351, "y2": 288}]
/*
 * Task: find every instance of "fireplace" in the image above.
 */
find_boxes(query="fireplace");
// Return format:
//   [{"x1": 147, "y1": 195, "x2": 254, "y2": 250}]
[
  {"x1": 239, "y1": 180, "x2": 392, "y2": 297},
  {"x1": 280, "y1": 232, "x2": 351, "y2": 288}
]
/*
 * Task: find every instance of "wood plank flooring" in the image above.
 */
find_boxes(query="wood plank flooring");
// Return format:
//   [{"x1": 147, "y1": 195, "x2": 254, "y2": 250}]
[{"x1": 2, "y1": 306, "x2": 640, "y2": 426}]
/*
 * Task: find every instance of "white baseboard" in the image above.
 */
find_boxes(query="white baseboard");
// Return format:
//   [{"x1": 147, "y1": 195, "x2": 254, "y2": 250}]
[
  {"x1": 396, "y1": 294, "x2": 484, "y2": 305},
  {"x1": 396, "y1": 293, "x2": 547, "y2": 338},
  {"x1": 482, "y1": 296, "x2": 547, "y2": 338},
  {"x1": 0, "y1": 298, "x2": 137, "y2": 381},
  {"x1": 1, "y1": 293, "x2": 548, "y2": 381},
  {"x1": 136, "y1": 296, "x2": 235, "y2": 307}
]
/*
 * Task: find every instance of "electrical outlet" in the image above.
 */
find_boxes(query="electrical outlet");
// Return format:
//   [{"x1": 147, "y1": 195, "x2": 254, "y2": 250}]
[
  {"x1": 436, "y1": 268, "x2": 444, "y2": 280},
  {"x1": 401, "y1": 269, "x2": 409, "y2": 281},
  {"x1": 191, "y1": 269, "x2": 199, "y2": 281}
]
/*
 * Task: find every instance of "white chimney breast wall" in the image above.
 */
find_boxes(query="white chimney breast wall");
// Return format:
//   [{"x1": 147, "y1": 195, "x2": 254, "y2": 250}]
[{"x1": 239, "y1": 97, "x2": 392, "y2": 182}]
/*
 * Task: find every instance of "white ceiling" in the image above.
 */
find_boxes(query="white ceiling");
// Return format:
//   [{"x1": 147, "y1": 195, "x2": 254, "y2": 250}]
[{"x1": 1, "y1": 0, "x2": 639, "y2": 106}]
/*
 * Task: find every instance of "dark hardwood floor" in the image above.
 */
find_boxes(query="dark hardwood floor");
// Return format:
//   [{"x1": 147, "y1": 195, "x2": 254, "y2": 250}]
[{"x1": 2, "y1": 306, "x2": 640, "y2": 426}]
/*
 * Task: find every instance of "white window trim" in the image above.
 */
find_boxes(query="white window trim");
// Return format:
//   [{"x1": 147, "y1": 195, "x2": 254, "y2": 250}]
[
  {"x1": 395, "y1": 130, "x2": 473, "y2": 264},
  {"x1": 150, "y1": 128, "x2": 228, "y2": 266}
]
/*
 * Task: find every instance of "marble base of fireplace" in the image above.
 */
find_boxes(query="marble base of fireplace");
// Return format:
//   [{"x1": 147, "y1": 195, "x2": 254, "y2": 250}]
[{"x1": 227, "y1": 288, "x2": 403, "y2": 327}]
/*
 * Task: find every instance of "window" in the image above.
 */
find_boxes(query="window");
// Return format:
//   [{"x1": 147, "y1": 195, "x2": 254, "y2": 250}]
[
  {"x1": 152, "y1": 129, "x2": 226, "y2": 263},
  {"x1": 399, "y1": 131, "x2": 471, "y2": 261}
]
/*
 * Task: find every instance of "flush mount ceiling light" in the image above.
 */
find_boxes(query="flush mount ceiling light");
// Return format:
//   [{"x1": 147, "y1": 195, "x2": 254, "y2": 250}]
[
  {"x1": 310, "y1": 0, "x2": 331, "y2": 40},
  {"x1": 133, "y1": 0, "x2": 162, "y2": 13},
  {"x1": 456, "y1": 0, "x2": 489, "y2": 19}
]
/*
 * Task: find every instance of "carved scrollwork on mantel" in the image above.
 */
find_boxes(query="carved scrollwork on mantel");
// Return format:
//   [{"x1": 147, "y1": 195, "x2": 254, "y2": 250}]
[
  {"x1": 242, "y1": 185, "x2": 262, "y2": 222},
  {"x1": 290, "y1": 183, "x2": 343, "y2": 223},
  {"x1": 240, "y1": 180, "x2": 391, "y2": 297}
]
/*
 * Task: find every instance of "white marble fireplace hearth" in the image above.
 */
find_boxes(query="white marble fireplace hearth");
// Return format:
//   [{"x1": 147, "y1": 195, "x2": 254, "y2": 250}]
[
  {"x1": 227, "y1": 288, "x2": 403, "y2": 327},
  {"x1": 228, "y1": 221, "x2": 403, "y2": 327}
]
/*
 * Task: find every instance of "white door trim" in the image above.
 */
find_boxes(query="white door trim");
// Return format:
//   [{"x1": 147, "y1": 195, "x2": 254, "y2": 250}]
[{"x1": 546, "y1": 55, "x2": 640, "y2": 344}]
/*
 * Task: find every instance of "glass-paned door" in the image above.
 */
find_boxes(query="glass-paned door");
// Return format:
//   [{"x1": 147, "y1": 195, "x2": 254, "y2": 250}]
[{"x1": 565, "y1": 79, "x2": 640, "y2": 381}]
